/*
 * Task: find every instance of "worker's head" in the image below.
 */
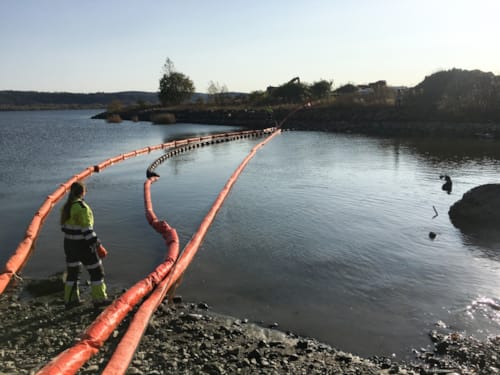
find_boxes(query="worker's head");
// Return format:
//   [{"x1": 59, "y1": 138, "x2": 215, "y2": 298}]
[
  {"x1": 61, "y1": 181, "x2": 87, "y2": 225},
  {"x1": 69, "y1": 181, "x2": 86, "y2": 199}
]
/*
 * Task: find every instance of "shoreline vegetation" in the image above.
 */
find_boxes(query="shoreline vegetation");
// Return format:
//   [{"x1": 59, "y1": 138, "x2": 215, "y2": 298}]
[
  {"x1": 2, "y1": 68, "x2": 500, "y2": 137},
  {"x1": 96, "y1": 104, "x2": 500, "y2": 138},
  {"x1": 0, "y1": 90, "x2": 158, "y2": 111},
  {"x1": 1, "y1": 277, "x2": 499, "y2": 374}
]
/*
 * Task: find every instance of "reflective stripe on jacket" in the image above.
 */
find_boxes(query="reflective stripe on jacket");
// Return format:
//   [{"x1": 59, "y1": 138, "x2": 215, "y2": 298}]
[{"x1": 61, "y1": 199, "x2": 98, "y2": 243}]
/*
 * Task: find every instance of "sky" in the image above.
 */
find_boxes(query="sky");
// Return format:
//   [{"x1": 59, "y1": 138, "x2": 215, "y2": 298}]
[{"x1": 1, "y1": 0, "x2": 499, "y2": 94}]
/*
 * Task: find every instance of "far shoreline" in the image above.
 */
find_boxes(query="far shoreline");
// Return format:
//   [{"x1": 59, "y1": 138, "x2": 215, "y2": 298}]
[
  {"x1": 92, "y1": 105, "x2": 500, "y2": 139},
  {"x1": 2, "y1": 104, "x2": 499, "y2": 139}
]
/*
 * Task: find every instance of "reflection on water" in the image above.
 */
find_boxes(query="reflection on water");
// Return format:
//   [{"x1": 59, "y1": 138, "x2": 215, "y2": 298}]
[
  {"x1": 471, "y1": 297, "x2": 500, "y2": 312},
  {"x1": 460, "y1": 230, "x2": 500, "y2": 262},
  {"x1": 1, "y1": 111, "x2": 500, "y2": 359},
  {"x1": 399, "y1": 137, "x2": 500, "y2": 163},
  {"x1": 177, "y1": 131, "x2": 500, "y2": 358}
]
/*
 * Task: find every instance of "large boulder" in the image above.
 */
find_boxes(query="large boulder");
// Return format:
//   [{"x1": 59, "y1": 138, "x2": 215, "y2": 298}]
[{"x1": 449, "y1": 184, "x2": 500, "y2": 229}]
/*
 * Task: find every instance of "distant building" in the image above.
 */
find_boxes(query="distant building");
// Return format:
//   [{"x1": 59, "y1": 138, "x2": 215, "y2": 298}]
[
  {"x1": 356, "y1": 85, "x2": 374, "y2": 95},
  {"x1": 356, "y1": 80, "x2": 387, "y2": 95}
]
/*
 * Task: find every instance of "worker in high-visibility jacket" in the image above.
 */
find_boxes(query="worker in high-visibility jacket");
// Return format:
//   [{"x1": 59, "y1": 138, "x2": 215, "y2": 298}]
[{"x1": 60, "y1": 181, "x2": 109, "y2": 308}]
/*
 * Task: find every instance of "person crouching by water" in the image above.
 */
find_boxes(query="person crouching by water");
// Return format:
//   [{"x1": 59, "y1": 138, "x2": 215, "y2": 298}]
[{"x1": 60, "y1": 181, "x2": 110, "y2": 308}]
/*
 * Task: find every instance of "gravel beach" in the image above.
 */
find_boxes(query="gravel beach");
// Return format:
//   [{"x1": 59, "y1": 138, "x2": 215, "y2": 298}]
[{"x1": 0, "y1": 277, "x2": 499, "y2": 374}]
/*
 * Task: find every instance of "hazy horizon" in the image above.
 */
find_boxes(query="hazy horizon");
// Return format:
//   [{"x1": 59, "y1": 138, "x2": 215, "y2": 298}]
[{"x1": 1, "y1": 1, "x2": 499, "y2": 94}]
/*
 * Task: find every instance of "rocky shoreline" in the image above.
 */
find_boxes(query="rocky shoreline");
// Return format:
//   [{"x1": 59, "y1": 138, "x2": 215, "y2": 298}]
[{"x1": 0, "y1": 278, "x2": 499, "y2": 374}]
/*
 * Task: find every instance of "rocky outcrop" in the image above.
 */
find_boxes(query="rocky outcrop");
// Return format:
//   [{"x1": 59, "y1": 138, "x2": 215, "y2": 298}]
[{"x1": 449, "y1": 184, "x2": 500, "y2": 229}]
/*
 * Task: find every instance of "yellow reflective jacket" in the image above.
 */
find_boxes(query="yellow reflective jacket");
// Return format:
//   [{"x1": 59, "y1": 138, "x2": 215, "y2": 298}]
[{"x1": 61, "y1": 199, "x2": 98, "y2": 243}]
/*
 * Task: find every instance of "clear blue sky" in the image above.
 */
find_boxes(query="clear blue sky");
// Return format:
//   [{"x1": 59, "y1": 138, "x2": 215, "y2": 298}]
[{"x1": 1, "y1": 0, "x2": 499, "y2": 93}]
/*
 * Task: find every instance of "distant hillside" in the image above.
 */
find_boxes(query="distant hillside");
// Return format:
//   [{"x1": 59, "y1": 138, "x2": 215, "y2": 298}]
[{"x1": 0, "y1": 91, "x2": 161, "y2": 110}]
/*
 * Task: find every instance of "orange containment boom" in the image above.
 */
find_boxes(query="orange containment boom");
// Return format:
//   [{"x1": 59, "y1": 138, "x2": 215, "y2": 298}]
[
  {"x1": 9, "y1": 105, "x2": 311, "y2": 373},
  {"x1": 0, "y1": 140, "x2": 179, "y2": 295},
  {"x1": 35, "y1": 105, "x2": 311, "y2": 374},
  {"x1": 36, "y1": 169, "x2": 181, "y2": 375},
  {"x1": 37, "y1": 128, "x2": 277, "y2": 375},
  {"x1": 36, "y1": 195, "x2": 179, "y2": 375},
  {"x1": 102, "y1": 129, "x2": 282, "y2": 374},
  {"x1": 1, "y1": 103, "x2": 310, "y2": 296},
  {"x1": 100, "y1": 177, "x2": 180, "y2": 374}
]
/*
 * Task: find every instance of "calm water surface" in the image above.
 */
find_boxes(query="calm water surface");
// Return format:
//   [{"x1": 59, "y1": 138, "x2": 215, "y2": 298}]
[{"x1": 1, "y1": 110, "x2": 499, "y2": 359}]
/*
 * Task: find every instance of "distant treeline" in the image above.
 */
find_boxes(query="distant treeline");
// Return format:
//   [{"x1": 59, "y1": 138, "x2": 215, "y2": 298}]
[
  {"x1": 402, "y1": 69, "x2": 500, "y2": 121},
  {"x1": 0, "y1": 91, "x2": 160, "y2": 110},
  {"x1": 3, "y1": 69, "x2": 500, "y2": 123}
]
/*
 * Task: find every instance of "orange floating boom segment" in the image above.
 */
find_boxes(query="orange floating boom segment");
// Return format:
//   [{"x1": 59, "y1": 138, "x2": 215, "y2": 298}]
[
  {"x1": 0, "y1": 274, "x2": 13, "y2": 294},
  {"x1": 37, "y1": 176, "x2": 180, "y2": 375},
  {"x1": 0, "y1": 141, "x2": 175, "y2": 296},
  {"x1": 173, "y1": 128, "x2": 282, "y2": 275},
  {"x1": 4, "y1": 238, "x2": 33, "y2": 275},
  {"x1": 73, "y1": 167, "x2": 94, "y2": 181},
  {"x1": 101, "y1": 254, "x2": 176, "y2": 374},
  {"x1": 48, "y1": 185, "x2": 67, "y2": 202},
  {"x1": 109, "y1": 154, "x2": 125, "y2": 164},
  {"x1": 36, "y1": 199, "x2": 53, "y2": 222},
  {"x1": 36, "y1": 233, "x2": 179, "y2": 375},
  {"x1": 102, "y1": 179, "x2": 181, "y2": 374},
  {"x1": 0, "y1": 237, "x2": 34, "y2": 294},
  {"x1": 102, "y1": 128, "x2": 282, "y2": 374},
  {"x1": 12, "y1": 128, "x2": 288, "y2": 370},
  {"x1": 0, "y1": 127, "x2": 283, "y2": 296}
]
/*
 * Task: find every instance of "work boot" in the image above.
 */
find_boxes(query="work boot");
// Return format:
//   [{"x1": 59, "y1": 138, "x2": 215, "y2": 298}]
[
  {"x1": 91, "y1": 281, "x2": 109, "y2": 308},
  {"x1": 64, "y1": 283, "x2": 81, "y2": 305}
]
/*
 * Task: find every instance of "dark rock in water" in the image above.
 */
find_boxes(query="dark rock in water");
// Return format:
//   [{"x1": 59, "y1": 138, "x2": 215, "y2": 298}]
[
  {"x1": 449, "y1": 184, "x2": 500, "y2": 229},
  {"x1": 440, "y1": 175, "x2": 453, "y2": 194}
]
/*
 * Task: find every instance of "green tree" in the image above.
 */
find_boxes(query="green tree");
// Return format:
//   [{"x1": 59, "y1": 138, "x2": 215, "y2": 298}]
[
  {"x1": 248, "y1": 90, "x2": 266, "y2": 105},
  {"x1": 334, "y1": 84, "x2": 358, "y2": 94},
  {"x1": 271, "y1": 78, "x2": 309, "y2": 103},
  {"x1": 310, "y1": 80, "x2": 332, "y2": 99},
  {"x1": 158, "y1": 58, "x2": 195, "y2": 106},
  {"x1": 406, "y1": 69, "x2": 500, "y2": 117}
]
